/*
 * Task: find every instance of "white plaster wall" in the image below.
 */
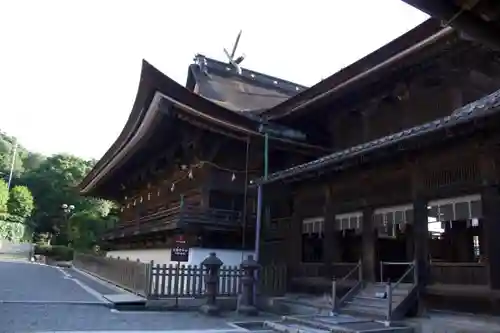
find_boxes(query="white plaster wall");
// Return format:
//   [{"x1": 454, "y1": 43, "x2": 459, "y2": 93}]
[
  {"x1": 106, "y1": 247, "x2": 253, "y2": 266},
  {"x1": 106, "y1": 247, "x2": 254, "y2": 295}
]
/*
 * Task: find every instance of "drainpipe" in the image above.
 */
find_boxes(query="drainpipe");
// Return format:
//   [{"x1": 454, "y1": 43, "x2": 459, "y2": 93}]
[{"x1": 254, "y1": 132, "x2": 269, "y2": 263}]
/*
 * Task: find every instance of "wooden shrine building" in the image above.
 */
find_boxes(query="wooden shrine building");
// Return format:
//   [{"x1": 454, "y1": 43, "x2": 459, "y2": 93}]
[
  {"x1": 78, "y1": 54, "x2": 327, "y2": 265},
  {"x1": 251, "y1": 18, "x2": 500, "y2": 314}
]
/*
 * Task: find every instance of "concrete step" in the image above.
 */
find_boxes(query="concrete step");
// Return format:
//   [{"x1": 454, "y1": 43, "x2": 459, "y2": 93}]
[
  {"x1": 271, "y1": 298, "x2": 331, "y2": 316},
  {"x1": 342, "y1": 303, "x2": 388, "y2": 315},
  {"x1": 264, "y1": 315, "x2": 414, "y2": 333},
  {"x1": 345, "y1": 300, "x2": 388, "y2": 309},
  {"x1": 359, "y1": 289, "x2": 410, "y2": 298}
]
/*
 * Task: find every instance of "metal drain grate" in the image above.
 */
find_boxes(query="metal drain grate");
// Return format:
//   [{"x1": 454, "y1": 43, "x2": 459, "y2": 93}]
[{"x1": 231, "y1": 321, "x2": 271, "y2": 332}]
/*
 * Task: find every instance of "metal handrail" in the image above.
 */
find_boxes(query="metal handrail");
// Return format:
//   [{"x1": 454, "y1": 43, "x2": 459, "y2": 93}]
[
  {"x1": 339, "y1": 260, "x2": 362, "y2": 283},
  {"x1": 391, "y1": 260, "x2": 417, "y2": 292},
  {"x1": 335, "y1": 260, "x2": 363, "y2": 311},
  {"x1": 379, "y1": 260, "x2": 415, "y2": 283}
]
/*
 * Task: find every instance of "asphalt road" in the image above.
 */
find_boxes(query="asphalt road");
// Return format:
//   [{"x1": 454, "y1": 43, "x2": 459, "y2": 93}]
[{"x1": 0, "y1": 260, "x2": 270, "y2": 333}]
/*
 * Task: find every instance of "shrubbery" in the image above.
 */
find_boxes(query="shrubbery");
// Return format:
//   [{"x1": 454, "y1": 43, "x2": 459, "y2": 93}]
[{"x1": 34, "y1": 244, "x2": 74, "y2": 261}]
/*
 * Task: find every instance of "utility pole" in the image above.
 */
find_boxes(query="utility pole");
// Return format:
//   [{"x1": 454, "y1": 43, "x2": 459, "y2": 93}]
[{"x1": 7, "y1": 140, "x2": 18, "y2": 191}]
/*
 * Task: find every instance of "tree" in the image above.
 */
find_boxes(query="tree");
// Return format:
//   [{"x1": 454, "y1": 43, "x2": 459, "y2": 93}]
[
  {"x1": 7, "y1": 185, "x2": 34, "y2": 218},
  {"x1": 0, "y1": 179, "x2": 8, "y2": 213},
  {"x1": 67, "y1": 211, "x2": 107, "y2": 250},
  {"x1": 20, "y1": 154, "x2": 113, "y2": 245},
  {"x1": 0, "y1": 130, "x2": 115, "y2": 248},
  {"x1": 23, "y1": 152, "x2": 45, "y2": 171}
]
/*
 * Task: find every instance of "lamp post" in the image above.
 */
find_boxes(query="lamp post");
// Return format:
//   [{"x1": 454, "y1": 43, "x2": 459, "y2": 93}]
[
  {"x1": 59, "y1": 204, "x2": 75, "y2": 244},
  {"x1": 61, "y1": 204, "x2": 75, "y2": 216}
]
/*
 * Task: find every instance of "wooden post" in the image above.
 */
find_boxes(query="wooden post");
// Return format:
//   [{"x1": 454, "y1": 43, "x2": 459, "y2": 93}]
[
  {"x1": 323, "y1": 185, "x2": 340, "y2": 273},
  {"x1": 331, "y1": 278, "x2": 337, "y2": 313},
  {"x1": 481, "y1": 185, "x2": 500, "y2": 289},
  {"x1": 361, "y1": 207, "x2": 376, "y2": 282},
  {"x1": 287, "y1": 201, "x2": 303, "y2": 267},
  {"x1": 386, "y1": 280, "x2": 392, "y2": 325},
  {"x1": 412, "y1": 196, "x2": 429, "y2": 284}
]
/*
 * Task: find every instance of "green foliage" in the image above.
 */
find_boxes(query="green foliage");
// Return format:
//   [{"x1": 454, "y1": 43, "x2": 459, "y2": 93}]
[
  {"x1": 0, "y1": 215, "x2": 26, "y2": 242},
  {"x1": 0, "y1": 130, "x2": 116, "y2": 250},
  {"x1": 0, "y1": 179, "x2": 8, "y2": 213},
  {"x1": 7, "y1": 185, "x2": 34, "y2": 218},
  {"x1": 34, "y1": 244, "x2": 74, "y2": 261}
]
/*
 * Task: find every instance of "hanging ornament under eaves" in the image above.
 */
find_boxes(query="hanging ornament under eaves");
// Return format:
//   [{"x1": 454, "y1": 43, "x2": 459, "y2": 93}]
[
  {"x1": 171, "y1": 183, "x2": 175, "y2": 192},
  {"x1": 188, "y1": 170, "x2": 193, "y2": 179},
  {"x1": 231, "y1": 173, "x2": 236, "y2": 181}
]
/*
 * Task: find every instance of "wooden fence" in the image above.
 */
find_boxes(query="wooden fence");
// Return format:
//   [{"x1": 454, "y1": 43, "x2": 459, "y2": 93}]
[
  {"x1": 74, "y1": 253, "x2": 288, "y2": 299},
  {"x1": 73, "y1": 253, "x2": 150, "y2": 296},
  {"x1": 148, "y1": 263, "x2": 242, "y2": 298}
]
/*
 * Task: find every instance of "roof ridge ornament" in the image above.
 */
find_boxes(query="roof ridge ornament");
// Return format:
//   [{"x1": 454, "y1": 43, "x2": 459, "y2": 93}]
[
  {"x1": 223, "y1": 30, "x2": 245, "y2": 75},
  {"x1": 193, "y1": 54, "x2": 208, "y2": 75}
]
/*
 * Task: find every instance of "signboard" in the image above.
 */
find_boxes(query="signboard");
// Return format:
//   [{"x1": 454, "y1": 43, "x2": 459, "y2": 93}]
[{"x1": 170, "y1": 235, "x2": 189, "y2": 262}]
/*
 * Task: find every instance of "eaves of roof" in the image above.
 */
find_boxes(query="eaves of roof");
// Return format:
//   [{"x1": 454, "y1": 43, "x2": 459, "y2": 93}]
[
  {"x1": 252, "y1": 88, "x2": 500, "y2": 186},
  {"x1": 259, "y1": 18, "x2": 451, "y2": 121},
  {"x1": 79, "y1": 60, "x2": 327, "y2": 195}
]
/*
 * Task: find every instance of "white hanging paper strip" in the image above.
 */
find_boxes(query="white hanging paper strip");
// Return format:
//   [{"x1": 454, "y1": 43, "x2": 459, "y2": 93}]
[
  {"x1": 335, "y1": 212, "x2": 363, "y2": 231},
  {"x1": 428, "y1": 194, "x2": 482, "y2": 221}
]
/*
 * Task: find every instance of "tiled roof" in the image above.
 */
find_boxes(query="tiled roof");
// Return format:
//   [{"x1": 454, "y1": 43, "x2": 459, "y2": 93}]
[{"x1": 253, "y1": 88, "x2": 500, "y2": 185}]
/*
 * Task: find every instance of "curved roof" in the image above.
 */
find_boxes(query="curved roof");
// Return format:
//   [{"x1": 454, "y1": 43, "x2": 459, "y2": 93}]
[{"x1": 79, "y1": 60, "x2": 327, "y2": 195}]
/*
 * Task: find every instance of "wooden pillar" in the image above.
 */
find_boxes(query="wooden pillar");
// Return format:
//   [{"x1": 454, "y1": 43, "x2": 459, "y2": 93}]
[
  {"x1": 361, "y1": 206, "x2": 376, "y2": 282},
  {"x1": 323, "y1": 186, "x2": 341, "y2": 270},
  {"x1": 413, "y1": 196, "x2": 429, "y2": 283},
  {"x1": 481, "y1": 185, "x2": 500, "y2": 289},
  {"x1": 287, "y1": 200, "x2": 303, "y2": 267}
]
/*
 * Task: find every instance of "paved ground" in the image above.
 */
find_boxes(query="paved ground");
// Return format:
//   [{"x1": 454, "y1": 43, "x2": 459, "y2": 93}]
[{"x1": 0, "y1": 260, "x2": 274, "y2": 333}]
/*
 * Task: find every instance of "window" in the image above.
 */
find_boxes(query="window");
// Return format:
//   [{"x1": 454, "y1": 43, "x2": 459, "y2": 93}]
[{"x1": 301, "y1": 217, "x2": 324, "y2": 263}]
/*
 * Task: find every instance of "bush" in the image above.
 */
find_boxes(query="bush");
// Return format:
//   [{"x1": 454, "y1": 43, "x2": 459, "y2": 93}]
[{"x1": 34, "y1": 244, "x2": 74, "y2": 261}]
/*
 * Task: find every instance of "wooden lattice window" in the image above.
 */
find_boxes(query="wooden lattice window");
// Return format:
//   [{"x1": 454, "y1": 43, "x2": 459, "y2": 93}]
[{"x1": 424, "y1": 161, "x2": 479, "y2": 190}]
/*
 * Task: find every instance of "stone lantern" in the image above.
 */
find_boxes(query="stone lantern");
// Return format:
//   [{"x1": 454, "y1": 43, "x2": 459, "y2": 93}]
[
  {"x1": 238, "y1": 254, "x2": 260, "y2": 315},
  {"x1": 200, "y1": 252, "x2": 223, "y2": 315}
]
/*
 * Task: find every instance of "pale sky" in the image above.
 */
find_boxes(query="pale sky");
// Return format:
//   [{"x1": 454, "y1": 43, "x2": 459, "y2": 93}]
[{"x1": 0, "y1": 1, "x2": 428, "y2": 160}]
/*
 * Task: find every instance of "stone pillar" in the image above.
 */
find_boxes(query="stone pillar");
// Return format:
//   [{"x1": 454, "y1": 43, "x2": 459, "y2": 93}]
[
  {"x1": 412, "y1": 196, "x2": 429, "y2": 283},
  {"x1": 200, "y1": 252, "x2": 223, "y2": 315},
  {"x1": 361, "y1": 207, "x2": 376, "y2": 282},
  {"x1": 481, "y1": 185, "x2": 500, "y2": 289},
  {"x1": 238, "y1": 255, "x2": 260, "y2": 315}
]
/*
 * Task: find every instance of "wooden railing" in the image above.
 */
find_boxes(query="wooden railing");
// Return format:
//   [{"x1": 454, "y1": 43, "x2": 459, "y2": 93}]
[
  {"x1": 429, "y1": 261, "x2": 489, "y2": 286},
  {"x1": 104, "y1": 204, "x2": 247, "y2": 239}
]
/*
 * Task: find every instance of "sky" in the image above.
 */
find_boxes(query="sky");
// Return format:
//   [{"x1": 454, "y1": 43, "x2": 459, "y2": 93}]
[{"x1": 0, "y1": 1, "x2": 428, "y2": 160}]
